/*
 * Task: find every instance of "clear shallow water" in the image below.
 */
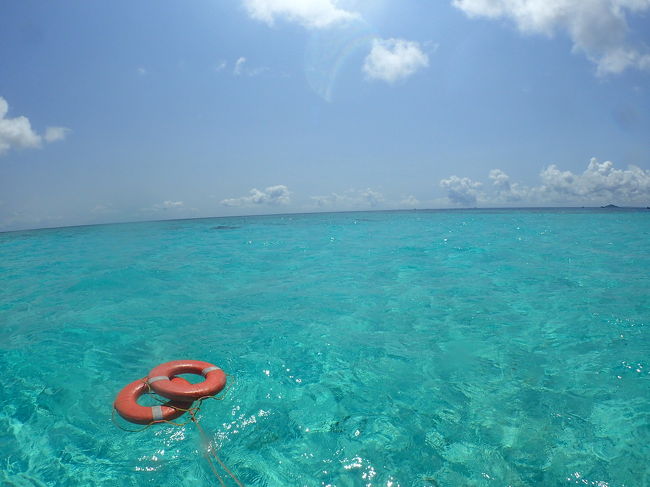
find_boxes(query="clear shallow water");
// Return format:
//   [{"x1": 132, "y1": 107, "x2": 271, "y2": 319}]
[{"x1": 1, "y1": 209, "x2": 649, "y2": 487}]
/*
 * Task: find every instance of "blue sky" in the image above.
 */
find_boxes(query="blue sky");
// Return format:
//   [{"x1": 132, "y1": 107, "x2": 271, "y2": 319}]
[{"x1": 1, "y1": 0, "x2": 649, "y2": 230}]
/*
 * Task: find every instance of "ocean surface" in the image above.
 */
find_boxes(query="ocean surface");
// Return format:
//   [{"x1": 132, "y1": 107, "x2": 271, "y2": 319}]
[{"x1": 1, "y1": 209, "x2": 649, "y2": 487}]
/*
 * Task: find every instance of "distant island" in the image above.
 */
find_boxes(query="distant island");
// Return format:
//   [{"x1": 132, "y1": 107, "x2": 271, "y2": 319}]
[{"x1": 600, "y1": 204, "x2": 619, "y2": 208}]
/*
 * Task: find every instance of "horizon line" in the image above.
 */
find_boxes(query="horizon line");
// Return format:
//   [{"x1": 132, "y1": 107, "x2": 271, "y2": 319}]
[{"x1": 1, "y1": 205, "x2": 648, "y2": 235}]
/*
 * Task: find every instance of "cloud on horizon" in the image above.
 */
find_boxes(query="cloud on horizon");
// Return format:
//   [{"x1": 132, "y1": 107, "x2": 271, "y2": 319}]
[
  {"x1": 452, "y1": 0, "x2": 650, "y2": 75},
  {"x1": 310, "y1": 188, "x2": 385, "y2": 209},
  {"x1": 243, "y1": 0, "x2": 360, "y2": 29},
  {"x1": 138, "y1": 200, "x2": 199, "y2": 218},
  {"x1": 441, "y1": 158, "x2": 650, "y2": 206},
  {"x1": 400, "y1": 195, "x2": 420, "y2": 207},
  {"x1": 156, "y1": 200, "x2": 185, "y2": 209},
  {"x1": 138, "y1": 200, "x2": 186, "y2": 213},
  {"x1": 221, "y1": 185, "x2": 291, "y2": 206},
  {"x1": 363, "y1": 38, "x2": 430, "y2": 83},
  {"x1": 440, "y1": 175, "x2": 483, "y2": 206}
]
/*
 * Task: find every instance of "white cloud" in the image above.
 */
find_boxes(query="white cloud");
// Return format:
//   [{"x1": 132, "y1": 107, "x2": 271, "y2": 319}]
[
  {"x1": 140, "y1": 200, "x2": 192, "y2": 215},
  {"x1": 158, "y1": 200, "x2": 184, "y2": 209},
  {"x1": 489, "y1": 168, "x2": 511, "y2": 192},
  {"x1": 91, "y1": 204, "x2": 115, "y2": 215},
  {"x1": 452, "y1": 0, "x2": 650, "y2": 75},
  {"x1": 137, "y1": 66, "x2": 148, "y2": 76},
  {"x1": 310, "y1": 192, "x2": 347, "y2": 207},
  {"x1": 363, "y1": 38, "x2": 429, "y2": 83},
  {"x1": 0, "y1": 96, "x2": 42, "y2": 155},
  {"x1": 441, "y1": 158, "x2": 650, "y2": 206},
  {"x1": 221, "y1": 185, "x2": 291, "y2": 206},
  {"x1": 243, "y1": 0, "x2": 360, "y2": 29},
  {"x1": 539, "y1": 158, "x2": 650, "y2": 202},
  {"x1": 400, "y1": 195, "x2": 420, "y2": 207},
  {"x1": 311, "y1": 188, "x2": 385, "y2": 208},
  {"x1": 0, "y1": 211, "x2": 63, "y2": 231},
  {"x1": 489, "y1": 168, "x2": 529, "y2": 202},
  {"x1": 247, "y1": 66, "x2": 270, "y2": 77},
  {"x1": 44, "y1": 126, "x2": 70, "y2": 143},
  {"x1": 360, "y1": 188, "x2": 384, "y2": 206},
  {"x1": 215, "y1": 61, "x2": 227, "y2": 72},
  {"x1": 230, "y1": 57, "x2": 269, "y2": 77},
  {"x1": 234, "y1": 57, "x2": 247, "y2": 75},
  {"x1": 137, "y1": 200, "x2": 201, "y2": 218},
  {"x1": 0, "y1": 96, "x2": 70, "y2": 156},
  {"x1": 440, "y1": 175, "x2": 482, "y2": 206}
]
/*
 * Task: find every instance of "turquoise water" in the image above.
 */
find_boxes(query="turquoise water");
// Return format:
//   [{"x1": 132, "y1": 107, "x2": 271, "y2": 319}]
[{"x1": 1, "y1": 209, "x2": 649, "y2": 486}]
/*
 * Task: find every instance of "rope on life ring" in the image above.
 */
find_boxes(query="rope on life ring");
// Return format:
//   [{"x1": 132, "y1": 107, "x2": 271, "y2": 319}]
[
  {"x1": 113, "y1": 376, "x2": 193, "y2": 425},
  {"x1": 147, "y1": 360, "x2": 227, "y2": 401},
  {"x1": 112, "y1": 361, "x2": 242, "y2": 486}
]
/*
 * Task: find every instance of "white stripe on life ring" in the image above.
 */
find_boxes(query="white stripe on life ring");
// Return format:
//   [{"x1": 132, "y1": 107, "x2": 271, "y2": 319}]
[
  {"x1": 202, "y1": 366, "x2": 221, "y2": 376},
  {"x1": 151, "y1": 405, "x2": 163, "y2": 421},
  {"x1": 148, "y1": 376, "x2": 170, "y2": 384}
]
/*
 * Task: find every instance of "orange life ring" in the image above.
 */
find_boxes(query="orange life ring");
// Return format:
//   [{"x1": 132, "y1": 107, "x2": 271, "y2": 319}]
[
  {"x1": 147, "y1": 360, "x2": 226, "y2": 401},
  {"x1": 114, "y1": 377, "x2": 194, "y2": 425}
]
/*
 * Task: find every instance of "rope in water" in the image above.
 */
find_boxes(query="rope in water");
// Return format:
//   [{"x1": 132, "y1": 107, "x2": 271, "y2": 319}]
[
  {"x1": 112, "y1": 374, "x2": 244, "y2": 486},
  {"x1": 190, "y1": 409, "x2": 245, "y2": 487}
]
